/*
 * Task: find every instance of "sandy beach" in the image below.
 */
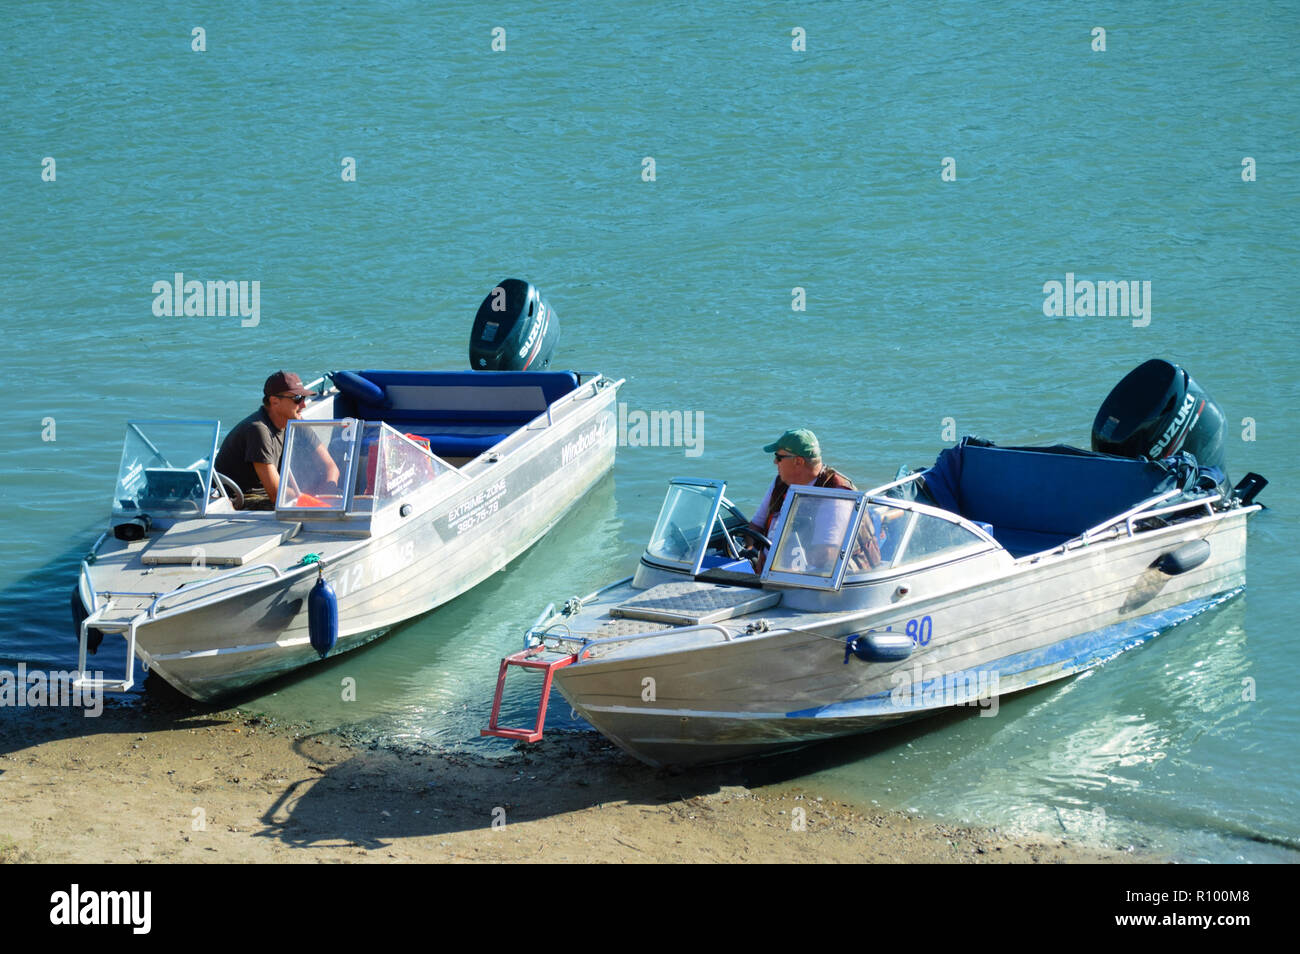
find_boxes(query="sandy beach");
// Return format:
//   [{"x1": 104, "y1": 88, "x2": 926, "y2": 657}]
[{"x1": 0, "y1": 695, "x2": 1144, "y2": 864}]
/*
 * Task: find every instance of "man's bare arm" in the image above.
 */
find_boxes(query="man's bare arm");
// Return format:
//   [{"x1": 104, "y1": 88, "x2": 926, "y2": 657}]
[{"x1": 253, "y1": 462, "x2": 280, "y2": 501}]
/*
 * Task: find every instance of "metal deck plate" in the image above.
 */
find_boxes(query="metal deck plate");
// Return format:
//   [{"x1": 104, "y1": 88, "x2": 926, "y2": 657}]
[
  {"x1": 141, "y1": 518, "x2": 301, "y2": 566},
  {"x1": 610, "y1": 581, "x2": 780, "y2": 625}
]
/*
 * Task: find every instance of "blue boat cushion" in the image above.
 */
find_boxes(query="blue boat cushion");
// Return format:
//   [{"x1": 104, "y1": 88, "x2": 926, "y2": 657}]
[
  {"x1": 332, "y1": 370, "x2": 388, "y2": 408},
  {"x1": 331, "y1": 370, "x2": 581, "y2": 459},
  {"x1": 923, "y1": 439, "x2": 1186, "y2": 556}
]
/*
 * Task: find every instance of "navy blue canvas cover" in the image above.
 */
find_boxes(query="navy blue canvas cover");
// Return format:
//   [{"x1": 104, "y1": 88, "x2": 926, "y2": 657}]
[{"x1": 924, "y1": 438, "x2": 1190, "y2": 540}]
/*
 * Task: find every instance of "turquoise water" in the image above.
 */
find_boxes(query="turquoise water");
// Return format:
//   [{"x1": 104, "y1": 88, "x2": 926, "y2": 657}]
[{"x1": 2, "y1": 2, "x2": 1296, "y2": 861}]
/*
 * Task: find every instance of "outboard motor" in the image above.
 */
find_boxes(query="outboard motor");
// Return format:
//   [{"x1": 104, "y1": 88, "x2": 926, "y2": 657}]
[
  {"x1": 1092, "y1": 358, "x2": 1229, "y2": 486},
  {"x1": 469, "y1": 278, "x2": 559, "y2": 371}
]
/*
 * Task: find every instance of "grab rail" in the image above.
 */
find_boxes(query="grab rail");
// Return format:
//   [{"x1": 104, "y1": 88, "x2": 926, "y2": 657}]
[
  {"x1": 148, "y1": 562, "x2": 284, "y2": 617},
  {"x1": 1079, "y1": 489, "x2": 1184, "y2": 542},
  {"x1": 863, "y1": 469, "x2": 927, "y2": 497},
  {"x1": 1126, "y1": 495, "x2": 1220, "y2": 535},
  {"x1": 79, "y1": 531, "x2": 107, "y2": 611},
  {"x1": 573, "y1": 622, "x2": 739, "y2": 659},
  {"x1": 144, "y1": 538, "x2": 372, "y2": 621}
]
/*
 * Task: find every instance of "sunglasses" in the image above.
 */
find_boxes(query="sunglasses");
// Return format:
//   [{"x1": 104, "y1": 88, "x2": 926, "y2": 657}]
[
  {"x1": 277, "y1": 393, "x2": 308, "y2": 404},
  {"x1": 774, "y1": 452, "x2": 797, "y2": 463}
]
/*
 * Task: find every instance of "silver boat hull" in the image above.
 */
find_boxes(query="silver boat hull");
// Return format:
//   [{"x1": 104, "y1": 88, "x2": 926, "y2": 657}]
[
  {"x1": 552, "y1": 507, "x2": 1250, "y2": 767},
  {"x1": 83, "y1": 374, "x2": 621, "y2": 701}
]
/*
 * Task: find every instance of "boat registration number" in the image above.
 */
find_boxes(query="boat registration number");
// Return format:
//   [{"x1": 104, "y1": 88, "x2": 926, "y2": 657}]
[{"x1": 334, "y1": 541, "x2": 417, "y2": 598}]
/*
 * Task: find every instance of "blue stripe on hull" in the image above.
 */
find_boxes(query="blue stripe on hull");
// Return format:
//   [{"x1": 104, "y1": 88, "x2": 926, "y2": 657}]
[{"x1": 785, "y1": 587, "x2": 1242, "y2": 720}]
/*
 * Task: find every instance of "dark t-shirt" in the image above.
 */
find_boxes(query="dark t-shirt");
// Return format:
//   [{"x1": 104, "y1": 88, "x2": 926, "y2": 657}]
[{"x1": 215, "y1": 407, "x2": 284, "y2": 493}]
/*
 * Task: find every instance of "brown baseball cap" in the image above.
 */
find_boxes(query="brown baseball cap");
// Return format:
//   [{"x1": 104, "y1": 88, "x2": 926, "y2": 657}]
[{"x1": 264, "y1": 370, "x2": 313, "y2": 398}]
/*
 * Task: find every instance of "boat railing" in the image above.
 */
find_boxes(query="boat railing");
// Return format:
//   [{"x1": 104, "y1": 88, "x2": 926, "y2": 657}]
[
  {"x1": 1124, "y1": 494, "x2": 1221, "y2": 535},
  {"x1": 1078, "y1": 489, "x2": 1185, "y2": 543},
  {"x1": 521, "y1": 373, "x2": 618, "y2": 432},
  {"x1": 1045, "y1": 490, "x2": 1223, "y2": 558},
  {"x1": 146, "y1": 538, "x2": 371, "y2": 619},
  {"x1": 147, "y1": 562, "x2": 286, "y2": 618},
  {"x1": 526, "y1": 575, "x2": 636, "y2": 649},
  {"x1": 863, "y1": 469, "x2": 927, "y2": 497},
  {"x1": 558, "y1": 622, "x2": 739, "y2": 659},
  {"x1": 78, "y1": 531, "x2": 109, "y2": 611}
]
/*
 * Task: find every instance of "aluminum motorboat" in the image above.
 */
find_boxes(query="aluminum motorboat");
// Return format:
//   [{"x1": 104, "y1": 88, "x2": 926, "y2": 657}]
[
  {"x1": 484, "y1": 360, "x2": 1267, "y2": 767},
  {"x1": 72, "y1": 281, "x2": 623, "y2": 702}
]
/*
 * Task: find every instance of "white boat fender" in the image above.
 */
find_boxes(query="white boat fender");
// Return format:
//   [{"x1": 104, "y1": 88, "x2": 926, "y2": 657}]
[
  {"x1": 308, "y1": 571, "x2": 339, "y2": 657},
  {"x1": 845, "y1": 631, "x2": 913, "y2": 663},
  {"x1": 1156, "y1": 539, "x2": 1211, "y2": 576}
]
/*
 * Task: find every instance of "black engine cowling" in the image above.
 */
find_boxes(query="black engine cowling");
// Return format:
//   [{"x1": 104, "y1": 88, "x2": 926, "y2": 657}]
[
  {"x1": 1091, "y1": 358, "x2": 1228, "y2": 478},
  {"x1": 468, "y1": 279, "x2": 559, "y2": 371}
]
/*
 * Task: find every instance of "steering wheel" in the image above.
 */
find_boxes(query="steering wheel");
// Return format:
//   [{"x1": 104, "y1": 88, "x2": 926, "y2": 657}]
[
  {"x1": 214, "y1": 471, "x2": 245, "y2": 510},
  {"x1": 733, "y1": 526, "x2": 773, "y2": 561}
]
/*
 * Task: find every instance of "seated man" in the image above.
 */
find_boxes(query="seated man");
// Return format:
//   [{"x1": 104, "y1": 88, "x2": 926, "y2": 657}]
[
  {"x1": 215, "y1": 371, "x2": 340, "y2": 510},
  {"x1": 745, "y1": 428, "x2": 879, "y2": 572}
]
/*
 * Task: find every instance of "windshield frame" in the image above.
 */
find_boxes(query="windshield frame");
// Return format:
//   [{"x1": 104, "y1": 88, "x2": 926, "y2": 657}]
[
  {"x1": 760, "y1": 483, "x2": 868, "y2": 590},
  {"x1": 112, "y1": 419, "x2": 221, "y2": 519},
  {"x1": 642, "y1": 478, "x2": 729, "y2": 576}
]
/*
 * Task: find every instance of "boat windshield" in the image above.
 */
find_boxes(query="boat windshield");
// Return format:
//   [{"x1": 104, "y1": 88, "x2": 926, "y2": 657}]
[
  {"x1": 762, "y1": 487, "x2": 995, "y2": 588},
  {"x1": 852, "y1": 499, "x2": 990, "y2": 578},
  {"x1": 277, "y1": 419, "x2": 461, "y2": 515},
  {"x1": 112, "y1": 420, "x2": 220, "y2": 519},
  {"x1": 644, "y1": 478, "x2": 727, "y2": 574},
  {"x1": 761, "y1": 485, "x2": 867, "y2": 589}
]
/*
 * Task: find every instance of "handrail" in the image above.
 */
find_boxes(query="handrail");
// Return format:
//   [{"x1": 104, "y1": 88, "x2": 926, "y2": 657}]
[
  {"x1": 526, "y1": 576, "x2": 637, "y2": 648},
  {"x1": 79, "y1": 531, "x2": 107, "y2": 611},
  {"x1": 145, "y1": 538, "x2": 373, "y2": 621},
  {"x1": 573, "y1": 622, "x2": 739, "y2": 659},
  {"x1": 1079, "y1": 489, "x2": 1184, "y2": 541},
  {"x1": 1125, "y1": 495, "x2": 1220, "y2": 535},
  {"x1": 863, "y1": 469, "x2": 927, "y2": 497},
  {"x1": 148, "y1": 562, "x2": 285, "y2": 617}
]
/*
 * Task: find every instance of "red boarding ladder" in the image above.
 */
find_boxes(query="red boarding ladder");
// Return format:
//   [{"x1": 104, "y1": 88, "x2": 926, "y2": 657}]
[{"x1": 481, "y1": 646, "x2": 578, "y2": 742}]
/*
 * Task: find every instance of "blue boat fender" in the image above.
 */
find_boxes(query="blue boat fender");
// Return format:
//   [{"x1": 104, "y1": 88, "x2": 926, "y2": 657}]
[
  {"x1": 1156, "y1": 539, "x2": 1211, "y2": 576},
  {"x1": 844, "y1": 631, "x2": 914, "y2": 663},
  {"x1": 308, "y1": 574, "x2": 339, "y2": 658}
]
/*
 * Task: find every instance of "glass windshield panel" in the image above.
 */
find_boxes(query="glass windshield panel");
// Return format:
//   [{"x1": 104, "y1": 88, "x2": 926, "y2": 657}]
[
  {"x1": 646, "y1": 481, "x2": 724, "y2": 569},
  {"x1": 894, "y1": 510, "x2": 984, "y2": 564},
  {"x1": 112, "y1": 420, "x2": 219, "y2": 518},
  {"x1": 353, "y1": 423, "x2": 457, "y2": 512},
  {"x1": 852, "y1": 501, "x2": 909, "y2": 571},
  {"x1": 769, "y1": 493, "x2": 860, "y2": 579},
  {"x1": 277, "y1": 420, "x2": 356, "y2": 512}
]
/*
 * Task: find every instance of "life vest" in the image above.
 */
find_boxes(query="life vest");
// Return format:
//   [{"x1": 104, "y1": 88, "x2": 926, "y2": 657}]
[
  {"x1": 763, "y1": 467, "x2": 854, "y2": 534},
  {"x1": 764, "y1": 467, "x2": 881, "y2": 569}
]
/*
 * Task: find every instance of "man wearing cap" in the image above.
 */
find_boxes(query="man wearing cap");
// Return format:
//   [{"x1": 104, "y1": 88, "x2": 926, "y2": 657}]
[
  {"x1": 744, "y1": 428, "x2": 876, "y2": 572},
  {"x1": 215, "y1": 371, "x2": 340, "y2": 510}
]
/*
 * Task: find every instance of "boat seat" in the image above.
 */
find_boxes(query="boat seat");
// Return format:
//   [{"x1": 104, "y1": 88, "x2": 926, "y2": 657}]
[
  {"x1": 922, "y1": 440, "x2": 1184, "y2": 557},
  {"x1": 332, "y1": 369, "x2": 581, "y2": 459}
]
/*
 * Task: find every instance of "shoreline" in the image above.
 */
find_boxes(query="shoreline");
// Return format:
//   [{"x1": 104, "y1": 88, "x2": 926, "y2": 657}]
[{"x1": 0, "y1": 699, "x2": 1147, "y2": 864}]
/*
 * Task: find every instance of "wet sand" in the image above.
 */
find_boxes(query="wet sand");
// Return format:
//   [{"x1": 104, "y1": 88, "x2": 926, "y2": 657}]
[{"x1": 0, "y1": 699, "x2": 1146, "y2": 864}]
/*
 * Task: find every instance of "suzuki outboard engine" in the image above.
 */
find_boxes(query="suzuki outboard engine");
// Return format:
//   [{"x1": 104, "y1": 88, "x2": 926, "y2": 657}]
[
  {"x1": 469, "y1": 278, "x2": 559, "y2": 371},
  {"x1": 1092, "y1": 358, "x2": 1229, "y2": 485}
]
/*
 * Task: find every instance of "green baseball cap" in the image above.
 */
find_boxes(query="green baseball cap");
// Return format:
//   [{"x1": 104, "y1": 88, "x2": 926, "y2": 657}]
[{"x1": 763, "y1": 428, "x2": 820, "y2": 459}]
